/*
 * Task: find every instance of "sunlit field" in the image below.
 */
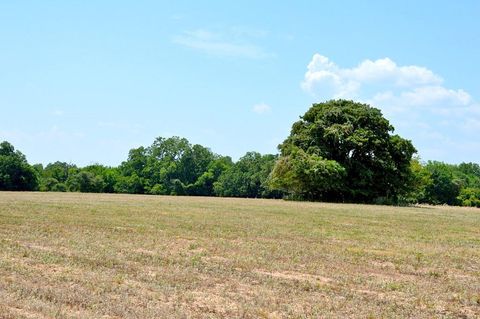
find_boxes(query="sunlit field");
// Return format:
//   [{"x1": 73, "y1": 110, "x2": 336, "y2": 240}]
[{"x1": 0, "y1": 192, "x2": 479, "y2": 318}]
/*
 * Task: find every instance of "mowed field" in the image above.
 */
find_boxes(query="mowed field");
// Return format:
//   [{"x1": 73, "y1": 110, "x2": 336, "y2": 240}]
[{"x1": 0, "y1": 192, "x2": 479, "y2": 318}]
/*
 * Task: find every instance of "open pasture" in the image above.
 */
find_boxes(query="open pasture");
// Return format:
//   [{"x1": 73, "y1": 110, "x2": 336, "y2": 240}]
[{"x1": 0, "y1": 192, "x2": 479, "y2": 318}]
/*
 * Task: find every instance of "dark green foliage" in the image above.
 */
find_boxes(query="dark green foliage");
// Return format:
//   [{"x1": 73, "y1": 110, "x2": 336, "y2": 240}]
[
  {"x1": 214, "y1": 152, "x2": 282, "y2": 198},
  {"x1": 117, "y1": 147, "x2": 148, "y2": 193},
  {"x1": 1, "y1": 128, "x2": 478, "y2": 207},
  {"x1": 114, "y1": 174, "x2": 145, "y2": 194},
  {"x1": 43, "y1": 161, "x2": 74, "y2": 183},
  {"x1": 42, "y1": 177, "x2": 61, "y2": 191},
  {"x1": 0, "y1": 141, "x2": 38, "y2": 191},
  {"x1": 401, "y1": 158, "x2": 480, "y2": 206},
  {"x1": 410, "y1": 161, "x2": 480, "y2": 206},
  {"x1": 117, "y1": 136, "x2": 232, "y2": 196},
  {"x1": 422, "y1": 162, "x2": 461, "y2": 205},
  {"x1": 120, "y1": 147, "x2": 148, "y2": 178},
  {"x1": 187, "y1": 156, "x2": 233, "y2": 196},
  {"x1": 33, "y1": 160, "x2": 117, "y2": 193},
  {"x1": 82, "y1": 164, "x2": 119, "y2": 193},
  {"x1": 38, "y1": 161, "x2": 77, "y2": 191},
  {"x1": 457, "y1": 163, "x2": 480, "y2": 188},
  {"x1": 145, "y1": 137, "x2": 217, "y2": 194},
  {"x1": 66, "y1": 171, "x2": 105, "y2": 193},
  {"x1": 273, "y1": 100, "x2": 416, "y2": 203},
  {"x1": 269, "y1": 147, "x2": 345, "y2": 200},
  {"x1": 51, "y1": 182, "x2": 67, "y2": 192}
]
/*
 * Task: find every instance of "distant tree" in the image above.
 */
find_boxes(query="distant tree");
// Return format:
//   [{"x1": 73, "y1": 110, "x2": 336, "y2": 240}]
[
  {"x1": 121, "y1": 147, "x2": 148, "y2": 176},
  {"x1": 146, "y1": 136, "x2": 193, "y2": 193},
  {"x1": 179, "y1": 144, "x2": 216, "y2": 185},
  {"x1": 214, "y1": 152, "x2": 281, "y2": 198},
  {"x1": 41, "y1": 177, "x2": 60, "y2": 192},
  {"x1": 66, "y1": 171, "x2": 105, "y2": 193},
  {"x1": 3, "y1": 136, "x2": 479, "y2": 206},
  {"x1": 51, "y1": 182, "x2": 67, "y2": 192},
  {"x1": 403, "y1": 157, "x2": 432, "y2": 203},
  {"x1": 272, "y1": 100, "x2": 416, "y2": 203},
  {"x1": 114, "y1": 174, "x2": 145, "y2": 194},
  {"x1": 187, "y1": 156, "x2": 233, "y2": 196},
  {"x1": 403, "y1": 160, "x2": 480, "y2": 206},
  {"x1": 117, "y1": 147, "x2": 149, "y2": 193},
  {"x1": 82, "y1": 164, "x2": 119, "y2": 193},
  {"x1": 38, "y1": 161, "x2": 77, "y2": 191},
  {"x1": 422, "y1": 161, "x2": 461, "y2": 205},
  {"x1": 32, "y1": 163, "x2": 44, "y2": 176},
  {"x1": 457, "y1": 187, "x2": 480, "y2": 207},
  {"x1": 457, "y1": 162, "x2": 480, "y2": 188},
  {"x1": 118, "y1": 137, "x2": 226, "y2": 196},
  {"x1": 43, "y1": 161, "x2": 76, "y2": 183},
  {"x1": 0, "y1": 141, "x2": 38, "y2": 191}
]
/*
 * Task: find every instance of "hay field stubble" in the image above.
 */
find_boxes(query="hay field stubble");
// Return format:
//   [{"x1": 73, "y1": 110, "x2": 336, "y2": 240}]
[{"x1": 0, "y1": 192, "x2": 479, "y2": 318}]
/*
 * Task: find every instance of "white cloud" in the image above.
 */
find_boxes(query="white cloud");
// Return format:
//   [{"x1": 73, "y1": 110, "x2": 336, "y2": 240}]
[
  {"x1": 252, "y1": 103, "x2": 271, "y2": 114},
  {"x1": 401, "y1": 86, "x2": 471, "y2": 107},
  {"x1": 302, "y1": 54, "x2": 444, "y2": 99},
  {"x1": 348, "y1": 58, "x2": 442, "y2": 86},
  {"x1": 301, "y1": 54, "x2": 480, "y2": 162},
  {"x1": 173, "y1": 28, "x2": 271, "y2": 59}
]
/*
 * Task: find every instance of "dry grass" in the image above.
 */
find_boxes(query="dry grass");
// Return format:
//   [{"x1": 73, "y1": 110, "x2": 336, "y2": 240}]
[{"x1": 0, "y1": 192, "x2": 479, "y2": 318}]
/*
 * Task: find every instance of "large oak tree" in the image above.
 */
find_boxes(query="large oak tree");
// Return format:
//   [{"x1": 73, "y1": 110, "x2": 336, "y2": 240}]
[{"x1": 271, "y1": 100, "x2": 416, "y2": 203}]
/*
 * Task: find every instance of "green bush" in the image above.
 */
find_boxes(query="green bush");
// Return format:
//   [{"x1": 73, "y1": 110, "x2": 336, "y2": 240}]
[{"x1": 457, "y1": 188, "x2": 480, "y2": 207}]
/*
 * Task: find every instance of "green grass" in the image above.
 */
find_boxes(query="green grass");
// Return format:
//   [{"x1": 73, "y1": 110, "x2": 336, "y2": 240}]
[{"x1": 0, "y1": 192, "x2": 479, "y2": 318}]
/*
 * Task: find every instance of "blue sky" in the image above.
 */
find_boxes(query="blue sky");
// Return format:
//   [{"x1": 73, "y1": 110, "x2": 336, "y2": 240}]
[{"x1": 1, "y1": 1, "x2": 479, "y2": 166}]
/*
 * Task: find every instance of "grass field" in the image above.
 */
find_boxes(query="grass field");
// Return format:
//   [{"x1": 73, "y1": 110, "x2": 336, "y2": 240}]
[{"x1": 0, "y1": 192, "x2": 479, "y2": 318}]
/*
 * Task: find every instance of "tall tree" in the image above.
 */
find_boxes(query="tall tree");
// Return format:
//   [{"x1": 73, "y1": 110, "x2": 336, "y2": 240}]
[{"x1": 272, "y1": 100, "x2": 416, "y2": 203}]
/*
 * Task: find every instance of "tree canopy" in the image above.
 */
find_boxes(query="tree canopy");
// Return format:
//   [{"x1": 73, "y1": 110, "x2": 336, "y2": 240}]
[
  {"x1": 271, "y1": 100, "x2": 417, "y2": 203},
  {"x1": 413, "y1": 161, "x2": 480, "y2": 207},
  {"x1": 0, "y1": 141, "x2": 38, "y2": 191},
  {"x1": 117, "y1": 136, "x2": 234, "y2": 196},
  {"x1": 214, "y1": 152, "x2": 281, "y2": 198}
]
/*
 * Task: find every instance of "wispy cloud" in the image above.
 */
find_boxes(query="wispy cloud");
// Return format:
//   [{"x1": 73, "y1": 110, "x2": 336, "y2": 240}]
[
  {"x1": 230, "y1": 26, "x2": 269, "y2": 38},
  {"x1": 173, "y1": 28, "x2": 272, "y2": 59},
  {"x1": 252, "y1": 103, "x2": 272, "y2": 114},
  {"x1": 301, "y1": 54, "x2": 480, "y2": 162}
]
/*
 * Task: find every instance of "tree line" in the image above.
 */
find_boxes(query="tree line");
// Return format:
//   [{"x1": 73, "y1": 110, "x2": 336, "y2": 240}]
[
  {"x1": 0, "y1": 137, "x2": 279, "y2": 199},
  {"x1": 1, "y1": 100, "x2": 479, "y2": 207}
]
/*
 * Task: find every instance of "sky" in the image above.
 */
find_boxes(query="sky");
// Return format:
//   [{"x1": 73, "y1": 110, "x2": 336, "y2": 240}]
[{"x1": 1, "y1": 1, "x2": 479, "y2": 166}]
